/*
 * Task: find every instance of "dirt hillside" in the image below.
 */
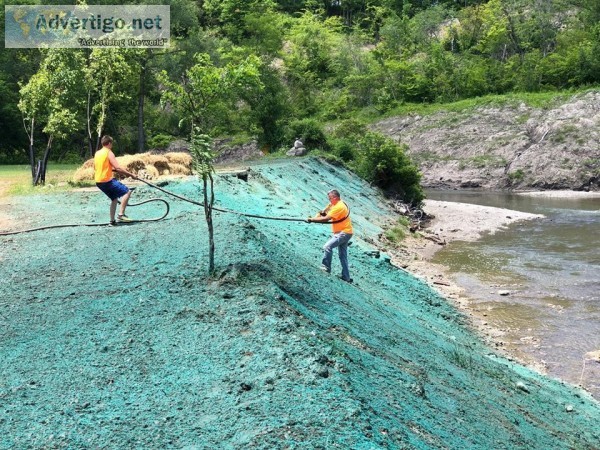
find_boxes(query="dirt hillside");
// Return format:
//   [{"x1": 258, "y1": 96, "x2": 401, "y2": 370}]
[
  {"x1": 373, "y1": 91, "x2": 600, "y2": 191},
  {"x1": 1, "y1": 159, "x2": 599, "y2": 448}
]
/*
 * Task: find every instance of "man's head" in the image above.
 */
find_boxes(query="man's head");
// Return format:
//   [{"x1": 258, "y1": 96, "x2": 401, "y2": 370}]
[
  {"x1": 101, "y1": 135, "x2": 113, "y2": 148},
  {"x1": 327, "y1": 189, "x2": 341, "y2": 204}
]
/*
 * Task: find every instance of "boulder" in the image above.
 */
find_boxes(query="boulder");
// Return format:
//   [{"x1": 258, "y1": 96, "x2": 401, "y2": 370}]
[{"x1": 287, "y1": 147, "x2": 307, "y2": 156}]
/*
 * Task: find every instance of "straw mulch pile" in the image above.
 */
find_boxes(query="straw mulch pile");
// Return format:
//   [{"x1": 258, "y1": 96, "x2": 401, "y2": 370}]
[{"x1": 73, "y1": 152, "x2": 193, "y2": 182}]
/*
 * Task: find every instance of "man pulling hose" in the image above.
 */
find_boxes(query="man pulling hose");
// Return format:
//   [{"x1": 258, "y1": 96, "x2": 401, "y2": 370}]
[
  {"x1": 307, "y1": 189, "x2": 354, "y2": 283},
  {"x1": 94, "y1": 135, "x2": 136, "y2": 226}
]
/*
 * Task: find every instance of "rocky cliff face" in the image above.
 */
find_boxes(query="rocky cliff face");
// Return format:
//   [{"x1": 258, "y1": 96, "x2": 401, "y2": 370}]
[{"x1": 373, "y1": 91, "x2": 600, "y2": 191}]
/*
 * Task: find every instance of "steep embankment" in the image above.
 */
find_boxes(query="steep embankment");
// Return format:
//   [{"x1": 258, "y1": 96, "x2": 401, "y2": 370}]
[
  {"x1": 373, "y1": 91, "x2": 600, "y2": 191},
  {"x1": 1, "y1": 159, "x2": 599, "y2": 449}
]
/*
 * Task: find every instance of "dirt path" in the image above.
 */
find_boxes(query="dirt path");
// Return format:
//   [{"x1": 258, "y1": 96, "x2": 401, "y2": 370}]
[{"x1": 0, "y1": 181, "x2": 16, "y2": 231}]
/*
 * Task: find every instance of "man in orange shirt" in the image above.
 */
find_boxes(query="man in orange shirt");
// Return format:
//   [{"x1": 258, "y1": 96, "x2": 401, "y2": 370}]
[
  {"x1": 94, "y1": 135, "x2": 136, "y2": 225},
  {"x1": 307, "y1": 189, "x2": 353, "y2": 283}
]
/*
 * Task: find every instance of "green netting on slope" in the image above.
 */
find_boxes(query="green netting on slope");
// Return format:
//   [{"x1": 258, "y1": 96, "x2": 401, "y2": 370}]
[{"x1": 1, "y1": 158, "x2": 598, "y2": 449}]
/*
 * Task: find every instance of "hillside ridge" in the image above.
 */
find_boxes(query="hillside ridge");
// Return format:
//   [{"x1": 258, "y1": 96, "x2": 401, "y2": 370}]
[{"x1": 373, "y1": 91, "x2": 600, "y2": 191}]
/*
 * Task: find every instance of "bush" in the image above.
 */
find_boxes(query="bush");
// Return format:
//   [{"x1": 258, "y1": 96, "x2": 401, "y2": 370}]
[
  {"x1": 148, "y1": 133, "x2": 175, "y2": 150},
  {"x1": 329, "y1": 138, "x2": 356, "y2": 162},
  {"x1": 327, "y1": 119, "x2": 369, "y2": 162},
  {"x1": 330, "y1": 118, "x2": 367, "y2": 140},
  {"x1": 284, "y1": 118, "x2": 329, "y2": 151},
  {"x1": 352, "y1": 131, "x2": 424, "y2": 205}
]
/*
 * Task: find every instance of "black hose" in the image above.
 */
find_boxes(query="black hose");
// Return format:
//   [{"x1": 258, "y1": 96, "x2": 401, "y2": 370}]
[
  {"x1": 0, "y1": 173, "x2": 349, "y2": 236},
  {"x1": 132, "y1": 176, "x2": 349, "y2": 224},
  {"x1": 0, "y1": 197, "x2": 169, "y2": 236}
]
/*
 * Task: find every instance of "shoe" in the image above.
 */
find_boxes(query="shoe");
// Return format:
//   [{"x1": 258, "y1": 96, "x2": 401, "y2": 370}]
[
  {"x1": 109, "y1": 220, "x2": 117, "y2": 226},
  {"x1": 117, "y1": 214, "x2": 133, "y2": 223},
  {"x1": 320, "y1": 265, "x2": 331, "y2": 273},
  {"x1": 338, "y1": 275, "x2": 353, "y2": 283}
]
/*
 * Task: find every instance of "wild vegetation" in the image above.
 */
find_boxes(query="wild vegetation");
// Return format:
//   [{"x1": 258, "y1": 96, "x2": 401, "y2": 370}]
[{"x1": 1, "y1": 0, "x2": 599, "y2": 200}]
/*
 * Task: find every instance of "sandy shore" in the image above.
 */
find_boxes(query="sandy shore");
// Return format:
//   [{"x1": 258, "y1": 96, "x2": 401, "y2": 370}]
[
  {"x1": 388, "y1": 199, "x2": 547, "y2": 370},
  {"x1": 388, "y1": 199, "x2": 544, "y2": 290},
  {"x1": 418, "y1": 199, "x2": 543, "y2": 256}
]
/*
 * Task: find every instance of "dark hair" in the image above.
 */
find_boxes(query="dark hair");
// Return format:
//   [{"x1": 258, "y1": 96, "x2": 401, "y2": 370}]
[
  {"x1": 101, "y1": 135, "x2": 113, "y2": 147},
  {"x1": 328, "y1": 189, "x2": 340, "y2": 199}
]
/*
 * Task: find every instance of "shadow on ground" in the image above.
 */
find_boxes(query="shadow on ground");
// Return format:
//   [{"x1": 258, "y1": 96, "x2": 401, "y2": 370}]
[{"x1": 1, "y1": 158, "x2": 599, "y2": 449}]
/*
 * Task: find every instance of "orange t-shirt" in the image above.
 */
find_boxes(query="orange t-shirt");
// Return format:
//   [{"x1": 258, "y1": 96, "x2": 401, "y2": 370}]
[
  {"x1": 328, "y1": 201, "x2": 353, "y2": 234},
  {"x1": 94, "y1": 147, "x2": 113, "y2": 183}
]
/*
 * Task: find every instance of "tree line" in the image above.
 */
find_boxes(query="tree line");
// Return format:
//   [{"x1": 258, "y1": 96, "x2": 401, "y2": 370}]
[{"x1": 0, "y1": 0, "x2": 598, "y2": 199}]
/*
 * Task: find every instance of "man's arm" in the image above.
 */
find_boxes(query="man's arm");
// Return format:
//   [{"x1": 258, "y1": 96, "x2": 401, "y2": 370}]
[
  {"x1": 108, "y1": 151, "x2": 136, "y2": 178},
  {"x1": 307, "y1": 204, "x2": 333, "y2": 223},
  {"x1": 307, "y1": 214, "x2": 332, "y2": 223}
]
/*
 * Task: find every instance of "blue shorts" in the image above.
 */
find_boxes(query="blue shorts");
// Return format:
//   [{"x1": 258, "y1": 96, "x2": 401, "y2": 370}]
[{"x1": 96, "y1": 179, "x2": 129, "y2": 200}]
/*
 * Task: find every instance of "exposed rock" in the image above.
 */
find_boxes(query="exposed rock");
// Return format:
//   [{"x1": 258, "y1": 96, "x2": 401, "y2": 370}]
[
  {"x1": 585, "y1": 350, "x2": 600, "y2": 362},
  {"x1": 166, "y1": 139, "x2": 190, "y2": 153},
  {"x1": 286, "y1": 147, "x2": 307, "y2": 156},
  {"x1": 373, "y1": 91, "x2": 600, "y2": 191},
  {"x1": 213, "y1": 138, "x2": 263, "y2": 164}
]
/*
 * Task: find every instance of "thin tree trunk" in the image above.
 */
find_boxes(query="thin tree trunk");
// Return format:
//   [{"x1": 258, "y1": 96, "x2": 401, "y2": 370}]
[
  {"x1": 87, "y1": 91, "x2": 94, "y2": 157},
  {"x1": 137, "y1": 60, "x2": 147, "y2": 153},
  {"x1": 204, "y1": 175, "x2": 215, "y2": 275},
  {"x1": 27, "y1": 118, "x2": 35, "y2": 181},
  {"x1": 33, "y1": 160, "x2": 42, "y2": 185},
  {"x1": 38, "y1": 135, "x2": 53, "y2": 185}
]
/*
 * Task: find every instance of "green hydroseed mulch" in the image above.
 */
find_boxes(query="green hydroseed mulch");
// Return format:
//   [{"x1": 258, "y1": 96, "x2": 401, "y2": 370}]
[{"x1": 1, "y1": 158, "x2": 599, "y2": 449}]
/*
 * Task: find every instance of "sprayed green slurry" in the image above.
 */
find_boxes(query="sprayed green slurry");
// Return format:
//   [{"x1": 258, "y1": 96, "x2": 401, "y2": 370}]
[{"x1": 1, "y1": 158, "x2": 599, "y2": 449}]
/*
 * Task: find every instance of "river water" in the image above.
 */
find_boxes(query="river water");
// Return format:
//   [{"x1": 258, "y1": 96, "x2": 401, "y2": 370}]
[{"x1": 427, "y1": 190, "x2": 600, "y2": 398}]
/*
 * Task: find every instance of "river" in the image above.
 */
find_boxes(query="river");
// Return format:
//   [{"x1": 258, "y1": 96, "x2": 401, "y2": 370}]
[{"x1": 426, "y1": 190, "x2": 600, "y2": 399}]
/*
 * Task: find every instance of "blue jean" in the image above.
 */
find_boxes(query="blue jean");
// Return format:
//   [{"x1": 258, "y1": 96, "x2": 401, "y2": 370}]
[{"x1": 322, "y1": 232, "x2": 353, "y2": 281}]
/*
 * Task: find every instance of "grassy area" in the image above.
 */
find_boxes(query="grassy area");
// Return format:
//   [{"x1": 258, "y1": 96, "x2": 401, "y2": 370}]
[
  {"x1": 0, "y1": 164, "x2": 87, "y2": 197},
  {"x1": 384, "y1": 216, "x2": 411, "y2": 243},
  {"x1": 356, "y1": 88, "x2": 596, "y2": 123}
]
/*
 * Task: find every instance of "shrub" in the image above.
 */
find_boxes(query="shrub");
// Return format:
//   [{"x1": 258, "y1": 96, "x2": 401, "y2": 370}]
[
  {"x1": 327, "y1": 119, "x2": 369, "y2": 162},
  {"x1": 352, "y1": 131, "x2": 424, "y2": 205},
  {"x1": 330, "y1": 118, "x2": 367, "y2": 140},
  {"x1": 329, "y1": 138, "x2": 356, "y2": 162},
  {"x1": 148, "y1": 133, "x2": 175, "y2": 150},
  {"x1": 284, "y1": 118, "x2": 329, "y2": 151}
]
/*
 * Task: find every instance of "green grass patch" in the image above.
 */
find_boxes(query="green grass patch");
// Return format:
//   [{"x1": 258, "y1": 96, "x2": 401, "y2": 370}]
[
  {"x1": 355, "y1": 89, "x2": 597, "y2": 125},
  {"x1": 412, "y1": 150, "x2": 454, "y2": 165},
  {"x1": 507, "y1": 169, "x2": 525, "y2": 184},
  {"x1": 384, "y1": 216, "x2": 410, "y2": 243},
  {"x1": 549, "y1": 124, "x2": 579, "y2": 144},
  {"x1": 0, "y1": 164, "x2": 83, "y2": 197},
  {"x1": 467, "y1": 155, "x2": 507, "y2": 169}
]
